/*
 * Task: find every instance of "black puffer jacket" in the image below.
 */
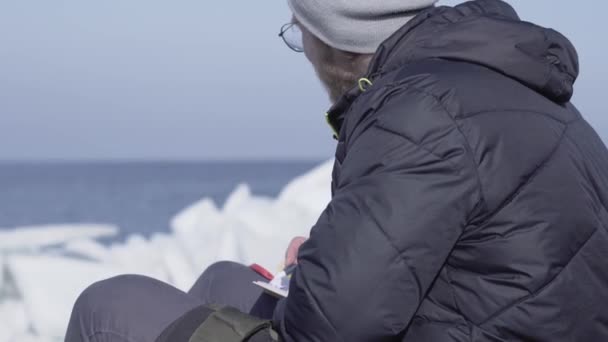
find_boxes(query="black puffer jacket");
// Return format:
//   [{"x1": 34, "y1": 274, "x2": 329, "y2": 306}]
[{"x1": 276, "y1": 0, "x2": 608, "y2": 341}]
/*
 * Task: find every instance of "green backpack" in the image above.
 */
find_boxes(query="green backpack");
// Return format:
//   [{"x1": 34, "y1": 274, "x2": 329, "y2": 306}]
[
  {"x1": 156, "y1": 306, "x2": 280, "y2": 342},
  {"x1": 187, "y1": 306, "x2": 279, "y2": 342}
]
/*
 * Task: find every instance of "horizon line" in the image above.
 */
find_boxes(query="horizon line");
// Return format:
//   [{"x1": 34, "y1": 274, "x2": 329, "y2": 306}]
[{"x1": 0, "y1": 157, "x2": 329, "y2": 165}]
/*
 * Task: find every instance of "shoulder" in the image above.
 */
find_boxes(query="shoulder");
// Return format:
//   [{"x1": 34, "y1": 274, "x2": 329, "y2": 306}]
[
  {"x1": 341, "y1": 58, "x2": 575, "y2": 212},
  {"x1": 346, "y1": 58, "x2": 575, "y2": 212},
  {"x1": 341, "y1": 59, "x2": 477, "y2": 172}
]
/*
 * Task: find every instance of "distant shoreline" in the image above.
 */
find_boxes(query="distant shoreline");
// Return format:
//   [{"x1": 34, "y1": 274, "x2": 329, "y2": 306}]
[{"x1": 0, "y1": 159, "x2": 326, "y2": 166}]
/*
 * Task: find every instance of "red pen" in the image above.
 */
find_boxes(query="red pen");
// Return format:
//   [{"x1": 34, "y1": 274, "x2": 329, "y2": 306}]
[{"x1": 250, "y1": 263, "x2": 275, "y2": 281}]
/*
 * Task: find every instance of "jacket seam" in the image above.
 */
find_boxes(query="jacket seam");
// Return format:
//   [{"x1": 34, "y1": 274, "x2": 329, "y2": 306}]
[
  {"x1": 563, "y1": 131, "x2": 608, "y2": 214},
  {"x1": 443, "y1": 265, "x2": 467, "y2": 324},
  {"x1": 356, "y1": 182, "x2": 472, "y2": 337},
  {"x1": 372, "y1": 14, "x2": 488, "y2": 79},
  {"x1": 378, "y1": 83, "x2": 487, "y2": 215},
  {"x1": 458, "y1": 108, "x2": 576, "y2": 124},
  {"x1": 297, "y1": 269, "x2": 343, "y2": 342},
  {"x1": 357, "y1": 191, "x2": 425, "y2": 299},
  {"x1": 478, "y1": 225, "x2": 600, "y2": 327},
  {"x1": 411, "y1": 312, "x2": 505, "y2": 341},
  {"x1": 342, "y1": 83, "x2": 463, "y2": 172},
  {"x1": 374, "y1": 123, "x2": 461, "y2": 172},
  {"x1": 339, "y1": 83, "x2": 401, "y2": 149},
  {"x1": 468, "y1": 124, "x2": 567, "y2": 229}
]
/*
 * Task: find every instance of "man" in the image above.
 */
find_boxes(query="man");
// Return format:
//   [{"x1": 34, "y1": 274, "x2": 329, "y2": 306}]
[{"x1": 66, "y1": 0, "x2": 608, "y2": 341}]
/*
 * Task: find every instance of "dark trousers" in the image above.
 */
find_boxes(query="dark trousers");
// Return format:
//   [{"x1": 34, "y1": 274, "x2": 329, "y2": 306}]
[{"x1": 65, "y1": 261, "x2": 279, "y2": 342}]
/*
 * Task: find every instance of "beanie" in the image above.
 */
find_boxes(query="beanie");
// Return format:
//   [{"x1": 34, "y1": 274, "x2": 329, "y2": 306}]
[{"x1": 287, "y1": 0, "x2": 438, "y2": 54}]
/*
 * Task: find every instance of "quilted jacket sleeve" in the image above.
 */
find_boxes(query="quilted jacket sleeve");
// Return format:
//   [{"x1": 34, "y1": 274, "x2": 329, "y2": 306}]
[{"x1": 275, "y1": 93, "x2": 481, "y2": 341}]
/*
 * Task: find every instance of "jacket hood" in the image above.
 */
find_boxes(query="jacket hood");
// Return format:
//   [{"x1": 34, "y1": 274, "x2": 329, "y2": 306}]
[{"x1": 367, "y1": 0, "x2": 579, "y2": 103}]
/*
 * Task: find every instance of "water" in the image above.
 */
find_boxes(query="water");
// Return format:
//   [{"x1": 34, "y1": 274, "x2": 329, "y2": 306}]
[{"x1": 0, "y1": 161, "x2": 319, "y2": 239}]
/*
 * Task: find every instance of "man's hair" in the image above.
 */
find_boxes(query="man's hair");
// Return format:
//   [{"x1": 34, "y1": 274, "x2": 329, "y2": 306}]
[{"x1": 304, "y1": 26, "x2": 373, "y2": 102}]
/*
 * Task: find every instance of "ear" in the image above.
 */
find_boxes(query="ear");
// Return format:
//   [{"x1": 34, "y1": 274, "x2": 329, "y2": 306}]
[{"x1": 298, "y1": 22, "x2": 318, "y2": 63}]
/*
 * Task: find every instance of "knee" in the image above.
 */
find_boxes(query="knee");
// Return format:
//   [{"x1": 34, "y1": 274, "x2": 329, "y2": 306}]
[
  {"x1": 72, "y1": 274, "x2": 155, "y2": 315},
  {"x1": 202, "y1": 261, "x2": 245, "y2": 278},
  {"x1": 197, "y1": 261, "x2": 252, "y2": 286},
  {"x1": 67, "y1": 275, "x2": 173, "y2": 341},
  {"x1": 189, "y1": 261, "x2": 248, "y2": 298}
]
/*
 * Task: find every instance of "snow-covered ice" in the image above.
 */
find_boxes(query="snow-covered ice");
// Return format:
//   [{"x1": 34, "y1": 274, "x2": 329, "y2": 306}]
[
  {"x1": 0, "y1": 161, "x2": 332, "y2": 342},
  {"x1": 0, "y1": 225, "x2": 119, "y2": 252}
]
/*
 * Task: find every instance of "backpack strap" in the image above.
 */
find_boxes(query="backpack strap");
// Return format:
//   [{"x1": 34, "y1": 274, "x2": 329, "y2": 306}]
[{"x1": 188, "y1": 306, "x2": 278, "y2": 342}]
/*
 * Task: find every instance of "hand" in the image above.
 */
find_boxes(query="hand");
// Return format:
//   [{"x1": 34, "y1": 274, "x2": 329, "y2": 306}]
[{"x1": 284, "y1": 236, "x2": 307, "y2": 266}]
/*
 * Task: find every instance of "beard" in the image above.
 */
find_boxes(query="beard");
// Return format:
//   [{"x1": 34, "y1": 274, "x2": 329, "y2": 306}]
[
  {"x1": 311, "y1": 53, "x2": 373, "y2": 103},
  {"x1": 314, "y1": 64, "x2": 360, "y2": 103},
  {"x1": 313, "y1": 55, "x2": 373, "y2": 103}
]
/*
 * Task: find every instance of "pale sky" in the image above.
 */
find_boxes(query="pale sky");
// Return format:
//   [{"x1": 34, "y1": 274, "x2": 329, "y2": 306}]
[{"x1": 0, "y1": 0, "x2": 605, "y2": 160}]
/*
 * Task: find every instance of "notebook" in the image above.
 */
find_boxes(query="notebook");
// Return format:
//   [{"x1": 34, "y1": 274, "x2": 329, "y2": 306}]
[{"x1": 252, "y1": 264, "x2": 295, "y2": 298}]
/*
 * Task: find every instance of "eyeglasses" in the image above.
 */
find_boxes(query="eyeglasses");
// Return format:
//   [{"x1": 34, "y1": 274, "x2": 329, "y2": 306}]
[{"x1": 279, "y1": 22, "x2": 304, "y2": 53}]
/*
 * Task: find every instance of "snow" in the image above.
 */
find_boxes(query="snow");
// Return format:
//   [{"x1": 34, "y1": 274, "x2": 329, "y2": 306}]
[
  {"x1": 0, "y1": 225, "x2": 119, "y2": 252},
  {"x1": 0, "y1": 161, "x2": 332, "y2": 342}
]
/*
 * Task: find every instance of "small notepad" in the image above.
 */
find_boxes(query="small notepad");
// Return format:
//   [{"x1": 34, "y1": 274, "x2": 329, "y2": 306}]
[
  {"x1": 253, "y1": 264, "x2": 295, "y2": 298},
  {"x1": 253, "y1": 280, "x2": 289, "y2": 298}
]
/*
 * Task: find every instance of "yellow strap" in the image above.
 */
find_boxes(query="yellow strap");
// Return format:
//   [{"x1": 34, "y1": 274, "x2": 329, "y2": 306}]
[{"x1": 358, "y1": 78, "x2": 373, "y2": 92}]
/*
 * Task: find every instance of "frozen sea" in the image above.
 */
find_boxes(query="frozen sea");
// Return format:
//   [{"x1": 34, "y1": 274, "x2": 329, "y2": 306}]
[
  {"x1": 0, "y1": 160, "x2": 333, "y2": 341},
  {"x1": 0, "y1": 161, "x2": 319, "y2": 240}
]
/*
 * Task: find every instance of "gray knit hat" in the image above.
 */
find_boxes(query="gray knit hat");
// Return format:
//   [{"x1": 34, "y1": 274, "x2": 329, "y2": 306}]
[{"x1": 287, "y1": 0, "x2": 438, "y2": 54}]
